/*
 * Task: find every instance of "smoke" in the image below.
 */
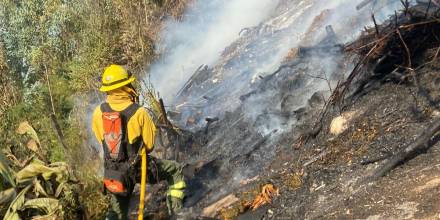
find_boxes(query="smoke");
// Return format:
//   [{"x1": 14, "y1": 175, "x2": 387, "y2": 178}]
[
  {"x1": 144, "y1": 0, "x2": 409, "y2": 141},
  {"x1": 149, "y1": 0, "x2": 404, "y2": 131},
  {"x1": 148, "y1": 0, "x2": 280, "y2": 103},
  {"x1": 140, "y1": 0, "x2": 415, "y2": 205}
]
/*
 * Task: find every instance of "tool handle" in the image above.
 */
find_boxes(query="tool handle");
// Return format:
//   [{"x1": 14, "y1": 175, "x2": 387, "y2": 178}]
[{"x1": 138, "y1": 147, "x2": 147, "y2": 220}]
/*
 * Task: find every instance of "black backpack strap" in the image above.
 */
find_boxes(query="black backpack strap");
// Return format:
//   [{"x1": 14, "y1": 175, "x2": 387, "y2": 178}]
[
  {"x1": 100, "y1": 102, "x2": 113, "y2": 113},
  {"x1": 100, "y1": 102, "x2": 139, "y2": 116},
  {"x1": 120, "y1": 103, "x2": 141, "y2": 119},
  {"x1": 120, "y1": 103, "x2": 142, "y2": 162}
]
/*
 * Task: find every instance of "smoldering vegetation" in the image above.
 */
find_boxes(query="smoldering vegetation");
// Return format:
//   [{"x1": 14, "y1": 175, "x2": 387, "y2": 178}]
[
  {"x1": 149, "y1": 0, "x2": 281, "y2": 103},
  {"x1": 140, "y1": 0, "x2": 433, "y2": 218}
]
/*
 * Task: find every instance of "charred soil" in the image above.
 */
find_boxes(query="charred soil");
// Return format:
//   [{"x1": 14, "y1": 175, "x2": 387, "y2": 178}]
[
  {"x1": 139, "y1": 2, "x2": 440, "y2": 220},
  {"x1": 234, "y1": 4, "x2": 440, "y2": 220}
]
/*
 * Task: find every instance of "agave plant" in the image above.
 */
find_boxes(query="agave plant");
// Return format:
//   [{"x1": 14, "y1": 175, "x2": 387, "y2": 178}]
[
  {"x1": 0, "y1": 152, "x2": 80, "y2": 219},
  {"x1": 0, "y1": 121, "x2": 79, "y2": 220}
]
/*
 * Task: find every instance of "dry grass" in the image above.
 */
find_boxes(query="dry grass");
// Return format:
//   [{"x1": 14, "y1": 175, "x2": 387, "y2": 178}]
[
  {"x1": 309, "y1": 118, "x2": 380, "y2": 166},
  {"x1": 112, "y1": 0, "x2": 191, "y2": 70}
]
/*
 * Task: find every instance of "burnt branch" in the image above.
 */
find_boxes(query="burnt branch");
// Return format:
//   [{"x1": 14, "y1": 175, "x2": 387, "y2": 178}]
[
  {"x1": 305, "y1": 73, "x2": 333, "y2": 93},
  {"x1": 372, "y1": 14, "x2": 380, "y2": 37},
  {"x1": 396, "y1": 29, "x2": 412, "y2": 68},
  {"x1": 368, "y1": 118, "x2": 440, "y2": 180}
]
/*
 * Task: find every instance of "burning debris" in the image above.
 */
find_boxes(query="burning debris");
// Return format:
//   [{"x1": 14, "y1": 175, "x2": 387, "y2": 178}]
[
  {"x1": 138, "y1": 0, "x2": 440, "y2": 218},
  {"x1": 202, "y1": 194, "x2": 239, "y2": 218},
  {"x1": 202, "y1": 183, "x2": 280, "y2": 220},
  {"x1": 246, "y1": 183, "x2": 279, "y2": 211}
]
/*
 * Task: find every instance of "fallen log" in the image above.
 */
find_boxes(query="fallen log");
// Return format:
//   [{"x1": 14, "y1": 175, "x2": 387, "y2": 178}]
[
  {"x1": 360, "y1": 153, "x2": 392, "y2": 165},
  {"x1": 369, "y1": 118, "x2": 440, "y2": 180},
  {"x1": 202, "y1": 194, "x2": 239, "y2": 218}
]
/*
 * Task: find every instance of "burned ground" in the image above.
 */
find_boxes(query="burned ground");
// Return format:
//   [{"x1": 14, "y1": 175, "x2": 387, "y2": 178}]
[
  {"x1": 265, "y1": 67, "x2": 440, "y2": 219},
  {"x1": 137, "y1": 2, "x2": 440, "y2": 219},
  {"x1": 230, "y1": 3, "x2": 440, "y2": 219}
]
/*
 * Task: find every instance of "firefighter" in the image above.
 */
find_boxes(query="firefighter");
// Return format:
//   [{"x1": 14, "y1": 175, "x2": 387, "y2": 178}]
[{"x1": 91, "y1": 64, "x2": 185, "y2": 219}]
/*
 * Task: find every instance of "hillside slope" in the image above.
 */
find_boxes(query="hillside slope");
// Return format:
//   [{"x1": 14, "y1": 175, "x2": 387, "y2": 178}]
[
  {"x1": 164, "y1": 1, "x2": 440, "y2": 219},
  {"x1": 234, "y1": 3, "x2": 440, "y2": 219}
]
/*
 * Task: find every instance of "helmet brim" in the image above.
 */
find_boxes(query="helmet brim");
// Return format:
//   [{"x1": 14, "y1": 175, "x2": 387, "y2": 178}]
[{"x1": 99, "y1": 76, "x2": 136, "y2": 92}]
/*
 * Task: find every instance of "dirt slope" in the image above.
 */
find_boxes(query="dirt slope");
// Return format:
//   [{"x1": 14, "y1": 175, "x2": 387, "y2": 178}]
[
  {"x1": 232, "y1": 5, "x2": 440, "y2": 219},
  {"x1": 139, "y1": 2, "x2": 440, "y2": 219},
  {"x1": 265, "y1": 67, "x2": 440, "y2": 219},
  {"x1": 234, "y1": 35, "x2": 440, "y2": 220}
]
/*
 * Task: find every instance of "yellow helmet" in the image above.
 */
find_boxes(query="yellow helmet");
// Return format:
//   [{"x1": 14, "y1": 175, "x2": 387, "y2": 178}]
[{"x1": 99, "y1": 64, "x2": 136, "y2": 92}]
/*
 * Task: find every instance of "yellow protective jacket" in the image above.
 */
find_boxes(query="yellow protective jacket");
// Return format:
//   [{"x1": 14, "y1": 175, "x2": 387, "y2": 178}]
[{"x1": 91, "y1": 89, "x2": 156, "y2": 154}]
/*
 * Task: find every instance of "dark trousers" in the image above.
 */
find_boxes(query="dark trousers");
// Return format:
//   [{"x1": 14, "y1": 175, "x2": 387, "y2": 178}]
[{"x1": 105, "y1": 157, "x2": 185, "y2": 220}]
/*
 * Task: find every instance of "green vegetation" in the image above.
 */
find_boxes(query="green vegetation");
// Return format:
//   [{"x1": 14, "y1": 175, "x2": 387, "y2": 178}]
[{"x1": 0, "y1": 0, "x2": 188, "y2": 218}]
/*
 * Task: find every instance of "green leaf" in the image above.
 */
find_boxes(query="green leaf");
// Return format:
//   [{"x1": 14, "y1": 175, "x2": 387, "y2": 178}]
[
  {"x1": 54, "y1": 182, "x2": 65, "y2": 198},
  {"x1": 16, "y1": 121, "x2": 41, "y2": 146},
  {"x1": 33, "y1": 179, "x2": 49, "y2": 198},
  {"x1": 0, "y1": 188, "x2": 17, "y2": 205},
  {"x1": 21, "y1": 198, "x2": 61, "y2": 216},
  {"x1": 15, "y1": 161, "x2": 69, "y2": 185},
  {"x1": 3, "y1": 185, "x2": 32, "y2": 220},
  {"x1": 0, "y1": 151, "x2": 16, "y2": 187}
]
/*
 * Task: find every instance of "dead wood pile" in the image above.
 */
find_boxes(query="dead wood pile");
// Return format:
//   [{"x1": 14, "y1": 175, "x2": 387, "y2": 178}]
[
  {"x1": 299, "y1": 2, "x2": 440, "y2": 180},
  {"x1": 338, "y1": 2, "x2": 440, "y2": 180},
  {"x1": 338, "y1": 2, "x2": 440, "y2": 103}
]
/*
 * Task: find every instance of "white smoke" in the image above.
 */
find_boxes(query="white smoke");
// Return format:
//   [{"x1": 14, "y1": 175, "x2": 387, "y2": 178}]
[
  {"x1": 148, "y1": 0, "x2": 280, "y2": 102},
  {"x1": 146, "y1": 0, "x2": 409, "y2": 133},
  {"x1": 140, "y1": 0, "x2": 415, "y2": 204}
]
